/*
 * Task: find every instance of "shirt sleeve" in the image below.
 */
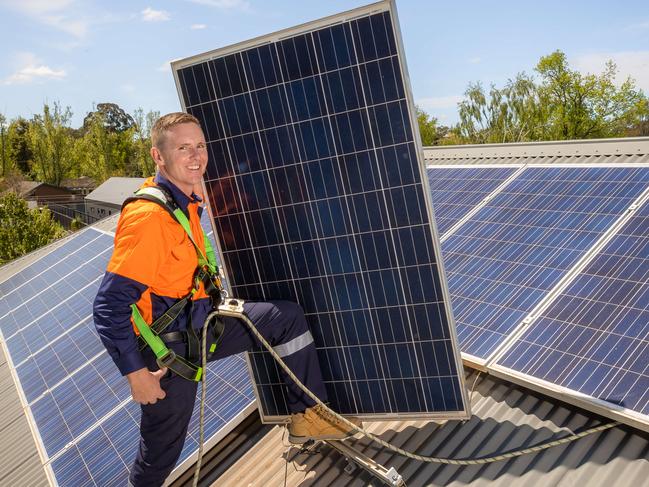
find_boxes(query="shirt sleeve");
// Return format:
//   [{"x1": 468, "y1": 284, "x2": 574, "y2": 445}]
[{"x1": 93, "y1": 207, "x2": 172, "y2": 376}]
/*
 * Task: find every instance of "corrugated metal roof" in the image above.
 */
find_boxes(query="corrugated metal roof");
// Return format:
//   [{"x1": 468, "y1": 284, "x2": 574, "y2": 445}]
[
  {"x1": 213, "y1": 371, "x2": 649, "y2": 487},
  {"x1": 0, "y1": 346, "x2": 48, "y2": 487},
  {"x1": 85, "y1": 177, "x2": 145, "y2": 206},
  {"x1": 423, "y1": 137, "x2": 649, "y2": 164}
]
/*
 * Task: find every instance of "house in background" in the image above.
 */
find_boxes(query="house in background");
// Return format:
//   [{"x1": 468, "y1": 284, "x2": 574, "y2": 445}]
[
  {"x1": 60, "y1": 176, "x2": 96, "y2": 196},
  {"x1": 11, "y1": 181, "x2": 75, "y2": 209},
  {"x1": 84, "y1": 177, "x2": 145, "y2": 219}
]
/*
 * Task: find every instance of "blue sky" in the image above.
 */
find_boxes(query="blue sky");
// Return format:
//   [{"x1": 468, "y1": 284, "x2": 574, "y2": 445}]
[{"x1": 1, "y1": 0, "x2": 648, "y2": 127}]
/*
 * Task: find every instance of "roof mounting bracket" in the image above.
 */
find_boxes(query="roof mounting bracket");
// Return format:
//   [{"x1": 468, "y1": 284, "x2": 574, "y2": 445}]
[{"x1": 326, "y1": 439, "x2": 405, "y2": 486}]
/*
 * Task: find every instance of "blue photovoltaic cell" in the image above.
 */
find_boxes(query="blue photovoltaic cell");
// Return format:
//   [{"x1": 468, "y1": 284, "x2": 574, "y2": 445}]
[
  {"x1": 49, "y1": 355, "x2": 253, "y2": 487},
  {"x1": 427, "y1": 166, "x2": 518, "y2": 235},
  {"x1": 0, "y1": 229, "x2": 110, "y2": 327},
  {"x1": 0, "y1": 228, "x2": 99, "y2": 301},
  {"x1": 177, "y1": 7, "x2": 467, "y2": 419},
  {"x1": 0, "y1": 222, "x2": 255, "y2": 485},
  {"x1": 442, "y1": 166, "x2": 649, "y2": 360},
  {"x1": 497, "y1": 200, "x2": 649, "y2": 417}
]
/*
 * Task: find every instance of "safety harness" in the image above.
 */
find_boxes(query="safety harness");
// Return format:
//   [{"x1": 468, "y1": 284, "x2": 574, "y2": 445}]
[{"x1": 122, "y1": 186, "x2": 225, "y2": 382}]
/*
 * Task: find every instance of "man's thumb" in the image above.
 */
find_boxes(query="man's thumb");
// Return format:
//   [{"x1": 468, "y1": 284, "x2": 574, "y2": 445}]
[{"x1": 153, "y1": 367, "x2": 168, "y2": 380}]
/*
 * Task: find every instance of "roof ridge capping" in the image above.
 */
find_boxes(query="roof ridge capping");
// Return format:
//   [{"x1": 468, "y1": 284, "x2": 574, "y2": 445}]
[{"x1": 424, "y1": 136, "x2": 649, "y2": 160}]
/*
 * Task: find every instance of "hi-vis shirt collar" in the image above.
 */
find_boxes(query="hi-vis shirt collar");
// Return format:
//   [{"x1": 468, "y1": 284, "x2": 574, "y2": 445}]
[{"x1": 153, "y1": 173, "x2": 203, "y2": 216}]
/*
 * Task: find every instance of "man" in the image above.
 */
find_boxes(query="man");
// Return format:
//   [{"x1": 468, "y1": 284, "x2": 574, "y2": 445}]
[{"x1": 93, "y1": 112, "x2": 359, "y2": 486}]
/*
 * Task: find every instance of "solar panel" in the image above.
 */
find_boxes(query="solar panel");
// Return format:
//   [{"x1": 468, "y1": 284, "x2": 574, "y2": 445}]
[
  {"x1": 440, "y1": 166, "x2": 649, "y2": 363},
  {"x1": 173, "y1": 1, "x2": 469, "y2": 421},
  {"x1": 426, "y1": 166, "x2": 519, "y2": 236},
  {"x1": 0, "y1": 224, "x2": 255, "y2": 486},
  {"x1": 493, "y1": 196, "x2": 649, "y2": 431}
]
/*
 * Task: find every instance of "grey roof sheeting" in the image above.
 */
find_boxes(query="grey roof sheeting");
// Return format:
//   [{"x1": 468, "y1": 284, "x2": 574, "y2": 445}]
[
  {"x1": 0, "y1": 345, "x2": 49, "y2": 487},
  {"x1": 85, "y1": 177, "x2": 146, "y2": 206},
  {"x1": 423, "y1": 136, "x2": 649, "y2": 165},
  {"x1": 214, "y1": 371, "x2": 649, "y2": 487}
]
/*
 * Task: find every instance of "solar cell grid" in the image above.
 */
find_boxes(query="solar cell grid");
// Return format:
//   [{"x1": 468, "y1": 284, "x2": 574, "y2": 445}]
[
  {"x1": 175, "y1": 3, "x2": 468, "y2": 421},
  {"x1": 442, "y1": 166, "x2": 649, "y2": 362},
  {"x1": 426, "y1": 166, "x2": 519, "y2": 236},
  {"x1": 0, "y1": 228, "x2": 100, "y2": 298},
  {"x1": 496, "y1": 197, "x2": 649, "y2": 421},
  {"x1": 0, "y1": 208, "x2": 254, "y2": 484}
]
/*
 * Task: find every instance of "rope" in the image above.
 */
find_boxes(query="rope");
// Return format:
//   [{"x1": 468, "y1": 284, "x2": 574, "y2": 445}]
[
  {"x1": 192, "y1": 314, "x2": 210, "y2": 486},
  {"x1": 234, "y1": 309, "x2": 619, "y2": 465}
]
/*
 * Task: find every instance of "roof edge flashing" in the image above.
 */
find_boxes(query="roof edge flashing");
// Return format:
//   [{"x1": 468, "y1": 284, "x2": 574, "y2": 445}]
[{"x1": 424, "y1": 137, "x2": 649, "y2": 159}]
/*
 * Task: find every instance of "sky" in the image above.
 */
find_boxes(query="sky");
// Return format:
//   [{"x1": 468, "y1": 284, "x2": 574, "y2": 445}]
[{"x1": 0, "y1": 0, "x2": 648, "y2": 128}]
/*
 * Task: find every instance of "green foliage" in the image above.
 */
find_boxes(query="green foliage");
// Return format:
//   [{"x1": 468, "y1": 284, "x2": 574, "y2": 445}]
[
  {"x1": 536, "y1": 50, "x2": 647, "y2": 139},
  {"x1": 76, "y1": 112, "x2": 136, "y2": 181},
  {"x1": 416, "y1": 106, "x2": 440, "y2": 146},
  {"x1": 457, "y1": 50, "x2": 648, "y2": 144},
  {"x1": 7, "y1": 118, "x2": 34, "y2": 176},
  {"x1": 458, "y1": 74, "x2": 545, "y2": 143},
  {"x1": 132, "y1": 108, "x2": 159, "y2": 177},
  {"x1": 0, "y1": 191, "x2": 64, "y2": 264},
  {"x1": 28, "y1": 102, "x2": 76, "y2": 186},
  {"x1": 0, "y1": 113, "x2": 7, "y2": 177},
  {"x1": 416, "y1": 106, "x2": 456, "y2": 146},
  {"x1": 82, "y1": 103, "x2": 136, "y2": 133}
]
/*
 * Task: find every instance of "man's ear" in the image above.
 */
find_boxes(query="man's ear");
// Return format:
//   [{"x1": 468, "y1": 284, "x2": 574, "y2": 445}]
[{"x1": 151, "y1": 146, "x2": 165, "y2": 169}]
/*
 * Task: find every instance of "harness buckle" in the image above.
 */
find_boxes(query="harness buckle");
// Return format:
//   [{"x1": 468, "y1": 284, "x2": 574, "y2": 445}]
[{"x1": 156, "y1": 349, "x2": 178, "y2": 369}]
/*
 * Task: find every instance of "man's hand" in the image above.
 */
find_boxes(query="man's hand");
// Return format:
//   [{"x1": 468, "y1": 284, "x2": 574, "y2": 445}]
[{"x1": 127, "y1": 367, "x2": 168, "y2": 405}]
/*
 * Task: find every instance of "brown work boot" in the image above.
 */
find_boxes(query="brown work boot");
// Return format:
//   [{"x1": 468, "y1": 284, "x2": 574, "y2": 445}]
[{"x1": 287, "y1": 404, "x2": 362, "y2": 444}]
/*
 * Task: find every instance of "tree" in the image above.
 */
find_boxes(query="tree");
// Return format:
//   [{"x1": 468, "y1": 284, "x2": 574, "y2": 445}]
[
  {"x1": 536, "y1": 50, "x2": 648, "y2": 139},
  {"x1": 0, "y1": 113, "x2": 7, "y2": 176},
  {"x1": 456, "y1": 50, "x2": 648, "y2": 144},
  {"x1": 28, "y1": 102, "x2": 76, "y2": 186},
  {"x1": 416, "y1": 106, "x2": 454, "y2": 146},
  {"x1": 77, "y1": 103, "x2": 138, "y2": 181},
  {"x1": 132, "y1": 108, "x2": 159, "y2": 177},
  {"x1": 458, "y1": 73, "x2": 545, "y2": 143},
  {"x1": 7, "y1": 118, "x2": 34, "y2": 177},
  {"x1": 0, "y1": 191, "x2": 64, "y2": 264},
  {"x1": 83, "y1": 103, "x2": 136, "y2": 133}
]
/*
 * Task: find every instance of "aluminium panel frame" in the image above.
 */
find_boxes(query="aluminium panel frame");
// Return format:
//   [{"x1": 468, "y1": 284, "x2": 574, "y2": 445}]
[{"x1": 172, "y1": 0, "x2": 470, "y2": 423}]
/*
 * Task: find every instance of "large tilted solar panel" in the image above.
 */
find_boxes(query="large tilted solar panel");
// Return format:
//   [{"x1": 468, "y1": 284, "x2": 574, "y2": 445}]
[
  {"x1": 426, "y1": 166, "x2": 519, "y2": 236},
  {"x1": 174, "y1": 1, "x2": 469, "y2": 421},
  {"x1": 493, "y1": 197, "x2": 649, "y2": 431},
  {"x1": 0, "y1": 222, "x2": 254, "y2": 485},
  {"x1": 440, "y1": 166, "x2": 649, "y2": 363}
]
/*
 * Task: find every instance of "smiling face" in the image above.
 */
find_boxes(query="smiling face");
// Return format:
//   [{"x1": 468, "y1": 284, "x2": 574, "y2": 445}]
[{"x1": 151, "y1": 122, "x2": 208, "y2": 196}]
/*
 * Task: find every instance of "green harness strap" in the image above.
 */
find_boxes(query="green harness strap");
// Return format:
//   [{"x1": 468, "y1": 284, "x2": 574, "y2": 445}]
[{"x1": 124, "y1": 186, "x2": 221, "y2": 382}]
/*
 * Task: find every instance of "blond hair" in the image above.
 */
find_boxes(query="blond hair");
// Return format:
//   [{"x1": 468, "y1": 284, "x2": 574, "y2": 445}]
[{"x1": 151, "y1": 112, "x2": 201, "y2": 150}]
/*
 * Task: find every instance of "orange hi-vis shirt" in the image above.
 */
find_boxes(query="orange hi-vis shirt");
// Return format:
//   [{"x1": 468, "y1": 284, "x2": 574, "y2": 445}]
[{"x1": 93, "y1": 174, "x2": 213, "y2": 375}]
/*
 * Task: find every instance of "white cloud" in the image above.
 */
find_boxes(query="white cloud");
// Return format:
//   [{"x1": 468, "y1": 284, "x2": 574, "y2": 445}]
[
  {"x1": 187, "y1": 0, "x2": 251, "y2": 11},
  {"x1": 141, "y1": 7, "x2": 170, "y2": 22},
  {"x1": 4, "y1": 52, "x2": 67, "y2": 85},
  {"x1": 416, "y1": 95, "x2": 464, "y2": 111},
  {"x1": 1, "y1": 0, "x2": 89, "y2": 37},
  {"x1": 468, "y1": 57, "x2": 482, "y2": 64},
  {"x1": 191, "y1": 23, "x2": 207, "y2": 30},
  {"x1": 572, "y1": 51, "x2": 649, "y2": 93}
]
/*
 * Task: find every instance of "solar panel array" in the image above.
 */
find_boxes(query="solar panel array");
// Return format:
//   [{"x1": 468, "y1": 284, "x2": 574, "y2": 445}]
[
  {"x1": 426, "y1": 166, "x2": 518, "y2": 235},
  {"x1": 426, "y1": 163, "x2": 649, "y2": 432},
  {"x1": 0, "y1": 216, "x2": 255, "y2": 486},
  {"x1": 439, "y1": 166, "x2": 649, "y2": 361},
  {"x1": 495, "y1": 196, "x2": 649, "y2": 418},
  {"x1": 175, "y1": 3, "x2": 469, "y2": 421}
]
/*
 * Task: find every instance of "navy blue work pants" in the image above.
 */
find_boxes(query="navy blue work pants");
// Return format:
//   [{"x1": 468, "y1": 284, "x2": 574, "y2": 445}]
[{"x1": 129, "y1": 300, "x2": 327, "y2": 487}]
